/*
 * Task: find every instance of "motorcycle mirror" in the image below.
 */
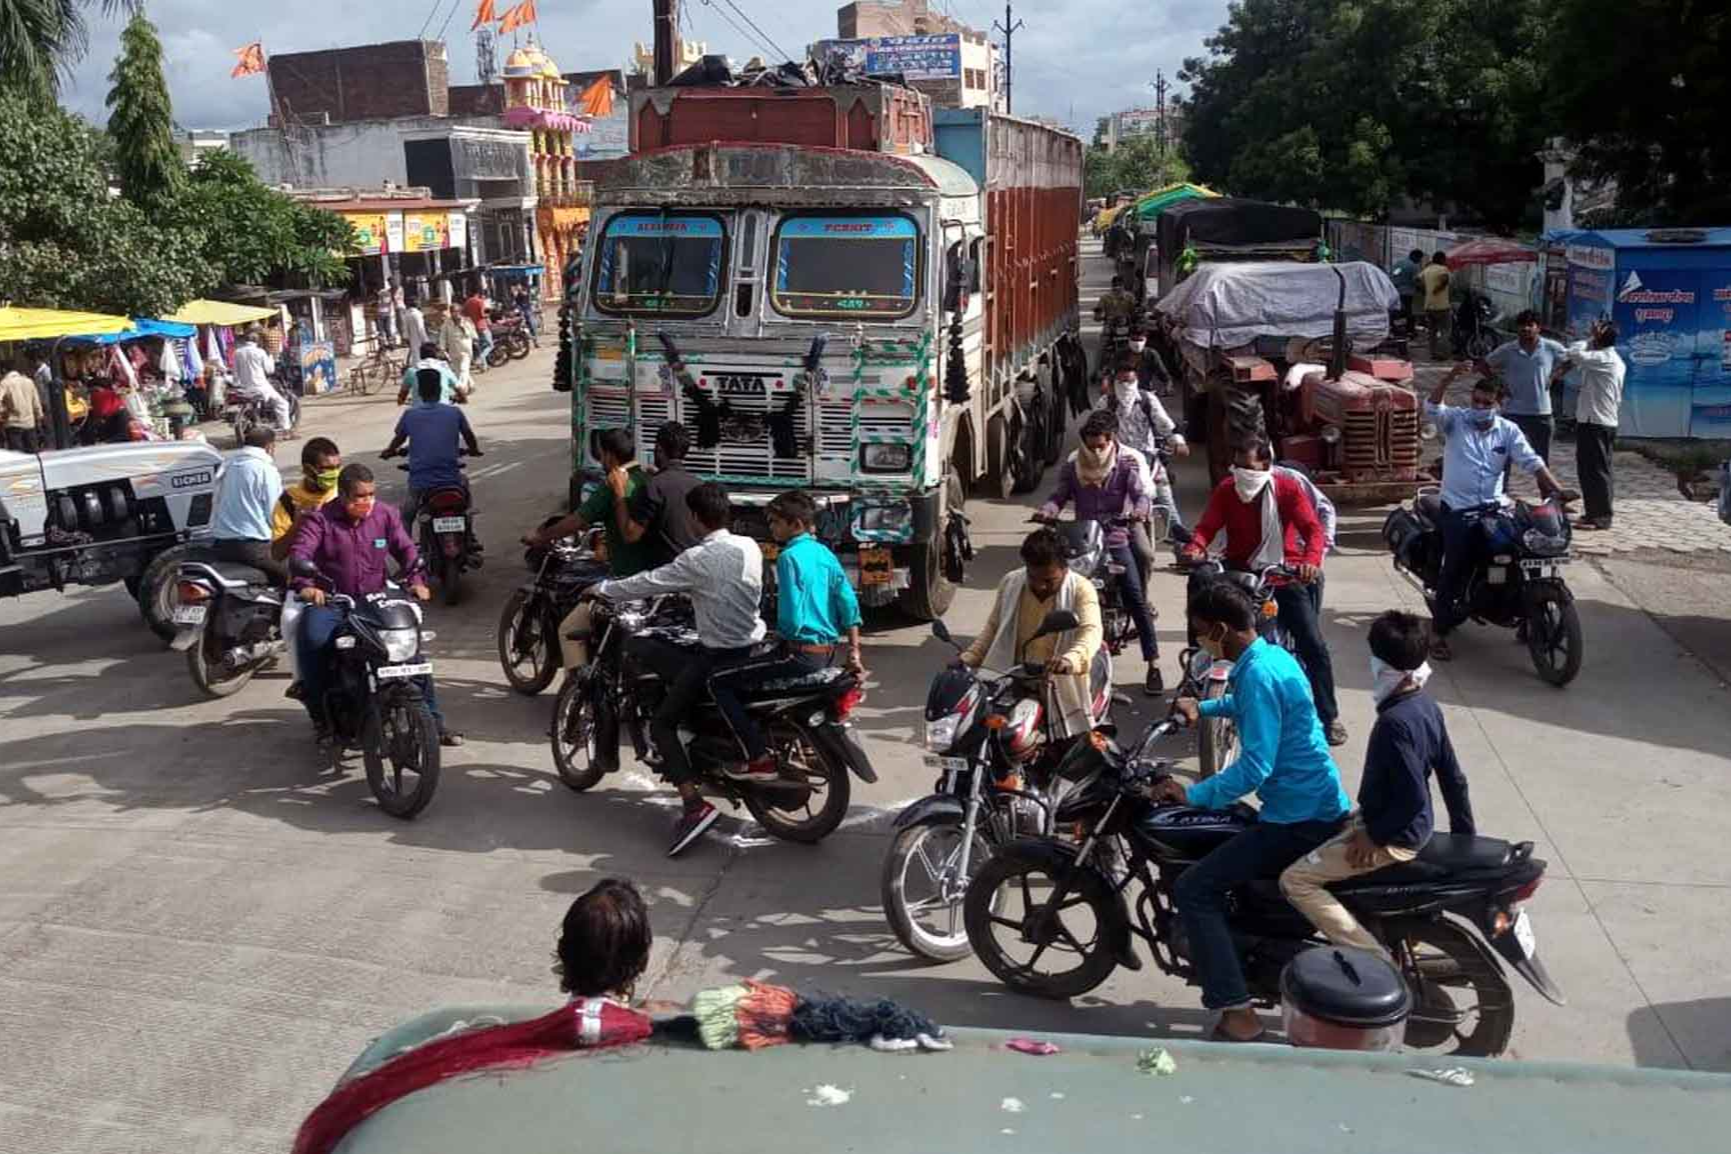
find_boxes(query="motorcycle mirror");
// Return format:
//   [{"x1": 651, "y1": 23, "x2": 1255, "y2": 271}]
[
  {"x1": 1035, "y1": 610, "x2": 1080, "y2": 638},
  {"x1": 288, "y1": 557, "x2": 321, "y2": 579},
  {"x1": 930, "y1": 619, "x2": 954, "y2": 645}
]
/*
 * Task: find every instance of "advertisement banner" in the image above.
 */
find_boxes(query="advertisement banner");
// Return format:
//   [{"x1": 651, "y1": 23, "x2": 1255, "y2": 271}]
[
  {"x1": 344, "y1": 212, "x2": 389, "y2": 256},
  {"x1": 1688, "y1": 270, "x2": 1731, "y2": 437},
  {"x1": 866, "y1": 34, "x2": 962, "y2": 80},
  {"x1": 299, "y1": 340, "x2": 338, "y2": 395},
  {"x1": 385, "y1": 213, "x2": 406, "y2": 255},
  {"x1": 1610, "y1": 265, "x2": 1701, "y2": 437},
  {"x1": 402, "y1": 213, "x2": 450, "y2": 253},
  {"x1": 447, "y1": 211, "x2": 468, "y2": 254}
]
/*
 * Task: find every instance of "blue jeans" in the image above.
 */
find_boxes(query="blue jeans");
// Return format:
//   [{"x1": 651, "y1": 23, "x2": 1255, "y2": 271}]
[
  {"x1": 297, "y1": 603, "x2": 443, "y2": 731},
  {"x1": 709, "y1": 648, "x2": 828, "y2": 759},
  {"x1": 1175, "y1": 819, "x2": 1342, "y2": 1010},
  {"x1": 1433, "y1": 506, "x2": 1479, "y2": 637},
  {"x1": 1109, "y1": 543, "x2": 1159, "y2": 661}
]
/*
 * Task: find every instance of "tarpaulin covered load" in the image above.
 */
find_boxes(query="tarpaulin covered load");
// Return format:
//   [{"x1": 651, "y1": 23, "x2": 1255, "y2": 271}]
[
  {"x1": 1132, "y1": 182, "x2": 1218, "y2": 221},
  {"x1": 1155, "y1": 197, "x2": 1323, "y2": 258},
  {"x1": 1155, "y1": 260, "x2": 1399, "y2": 349}
]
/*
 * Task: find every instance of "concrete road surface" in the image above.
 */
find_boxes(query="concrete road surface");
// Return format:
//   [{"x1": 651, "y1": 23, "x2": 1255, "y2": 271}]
[{"x1": 4, "y1": 246, "x2": 1731, "y2": 1152}]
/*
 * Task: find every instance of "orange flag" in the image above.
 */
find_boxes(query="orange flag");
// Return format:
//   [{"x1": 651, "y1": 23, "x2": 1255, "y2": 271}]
[
  {"x1": 470, "y1": 0, "x2": 496, "y2": 31},
  {"x1": 496, "y1": 2, "x2": 525, "y2": 34},
  {"x1": 575, "y1": 75, "x2": 614, "y2": 118},
  {"x1": 519, "y1": 0, "x2": 538, "y2": 23},
  {"x1": 230, "y1": 41, "x2": 265, "y2": 79}
]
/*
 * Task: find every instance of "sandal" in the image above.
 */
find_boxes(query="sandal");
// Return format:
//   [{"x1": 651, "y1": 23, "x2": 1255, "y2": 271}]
[
  {"x1": 1208, "y1": 1023, "x2": 1268, "y2": 1044},
  {"x1": 1429, "y1": 638, "x2": 1454, "y2": 662}
]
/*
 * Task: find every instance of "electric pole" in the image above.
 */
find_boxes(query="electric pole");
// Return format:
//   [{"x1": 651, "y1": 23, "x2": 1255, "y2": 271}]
[
  {"x1": 1152, "y1": 69, "x2": 1169, "y2": 158},
  {"x1": 992, "y1": 3, "x2": 1024, "y2": 115},
  {"x1": 653, "y1": 0, "x2": 678, "y2": 87}
]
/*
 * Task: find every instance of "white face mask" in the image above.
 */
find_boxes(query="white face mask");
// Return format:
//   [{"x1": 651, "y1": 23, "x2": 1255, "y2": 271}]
[
  {"x1": 1129, "y1": 340, "x2": 1147, "y2": 353},
  {"x1": 1113, "y1": 379, "x2": 1140, "y2": 407},
  {"x1": 1232, "y1": 466, "x2": 1272, "y2": 502},
  {"x1": 1370, "y1": 655, "x2": 1432, "y2": 704}
]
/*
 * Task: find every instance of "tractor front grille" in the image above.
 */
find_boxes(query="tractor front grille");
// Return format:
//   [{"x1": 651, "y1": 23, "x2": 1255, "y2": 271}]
[{"x1": 1342, "y1": 408, "x2": 1420, "y2": 475}]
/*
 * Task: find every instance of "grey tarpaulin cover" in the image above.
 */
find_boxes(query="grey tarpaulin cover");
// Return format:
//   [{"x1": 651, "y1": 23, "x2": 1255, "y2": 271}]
[{"x1": 1154, "y1": 261, "x2": 1400, "y2": 349}]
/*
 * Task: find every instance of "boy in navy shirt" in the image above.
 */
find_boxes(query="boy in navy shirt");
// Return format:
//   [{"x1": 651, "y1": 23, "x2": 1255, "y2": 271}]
[{"x1": 382, "y1": 368, "x2": 481, "y2": 520}]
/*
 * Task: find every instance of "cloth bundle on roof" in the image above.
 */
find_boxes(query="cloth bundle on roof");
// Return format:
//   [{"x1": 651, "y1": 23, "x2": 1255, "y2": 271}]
[{"x1": 693, "y1": 980, "x2": 951, "y2": 1053}]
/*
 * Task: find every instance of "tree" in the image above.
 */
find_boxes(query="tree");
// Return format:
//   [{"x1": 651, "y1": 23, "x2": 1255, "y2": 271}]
[
  {"x1": 0, "y1": 0, "x2": 137, "y2": 103},
  {"x1": 1178, "y1": 0, "x2": 1548, "y2": 230},
  {"x1": 106, "y1": 10, "x2": 180, "y2": 207},
  {"x1": 174, "y1": 150, "x2": 353, "y2": 289},
  {"x1": 1085, "y1": 137, "x2": 1193, "y2": 201},
  {"x1": 1546, "y1": 0, "x2": 1731, "y2": 225}
]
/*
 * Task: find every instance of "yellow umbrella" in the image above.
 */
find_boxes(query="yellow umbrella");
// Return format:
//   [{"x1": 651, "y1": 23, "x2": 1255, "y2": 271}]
[
  {"x1": 0, "y1": 306, "x2": 134, "y2": 343},
  {"x1": 162, "y1": 299, "x2": 279, "y2": 326}
]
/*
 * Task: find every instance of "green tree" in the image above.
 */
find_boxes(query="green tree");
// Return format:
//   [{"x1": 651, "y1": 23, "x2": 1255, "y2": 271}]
[
  {"x1": 174, "y1": 150, "x2": 353, "y2": 288},
  {"x1": 0, "y1": 0, "x2": 137, "y2": 103},
  {"x1": 1545, "y1": 0, "x2": 1731, "y2": 224},
  {"x1": 1179, "y1": 0, "x2": 1548, "y2": 230},
  {"x1": 1085, "y1": 137, "x2": 1193, "y2": 201},
  {"x1": 105, "y1": 9, "x2": 180, "y2": 207}
]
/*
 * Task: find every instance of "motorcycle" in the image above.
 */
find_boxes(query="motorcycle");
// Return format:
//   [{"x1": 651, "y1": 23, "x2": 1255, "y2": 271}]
[
  {"x1": 550, "y1": 595, "x2": 876, "y2": 845},
  {"x1": 288, "y1": 557, "x2": 443, "y2": 819},
  {"x1": 1384, "y1": 491, "x2": 1582, "y2": 686},
  {"x1": 883, "y1": 612, "x2": 1115, "y2": 962},
  {"x1": 1179, "y1": 560, "x2": 1299, "y2": 779},
  {"x1": 386, "y1": 450, "x2": 483, "y2": 607},
  {"x1": 485, "y1": 313, "x2": 534, "y2": 366},
  {"x1": 1453, "y1": 290, "x2": 1501, "y2": 360},
  {"x1": 224, "y1": 385, "x2": 300, "y2": 447},
  {"x1": 1034, "y1": 516, "x2": 1145, "y2": 661},
  {"x1": 497, "y1": 525, "x2": 609, "y2": 696},
  {"x1": 964, "y1": 715, "x2": 1565, "y2": 1057},
  {"x1": 170, "y1": 557, "x2": 286, "y2": 697}
]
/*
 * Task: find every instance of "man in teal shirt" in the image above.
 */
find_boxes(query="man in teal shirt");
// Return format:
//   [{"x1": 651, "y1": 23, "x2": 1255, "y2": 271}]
[
  {"x1": 710, "y1": 489, "x2": 866, "y2": 782},
  {"x1": 1155, "y1": 580, "x2": 1351, "y2": 1041}
]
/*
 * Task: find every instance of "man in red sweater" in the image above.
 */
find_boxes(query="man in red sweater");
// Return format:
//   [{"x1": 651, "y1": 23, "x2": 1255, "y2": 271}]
[{"x1": 1184, "y1": 439, "x2": 1345, "y2": 745}]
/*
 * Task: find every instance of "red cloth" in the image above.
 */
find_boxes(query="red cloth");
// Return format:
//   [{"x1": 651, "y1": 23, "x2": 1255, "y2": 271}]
[
  {"x1": 87, "y1": 385, "x2": 126, "y2": 420},
  {"x1": 292, "y1": 999, "x2": 652, "y2": 1154},
  {"x1": 462, "y1": 295, "x2": 490, "y2": 331},
  {"x1": 1188, "y1": 472, "x2": 1325, "y2": 578}
]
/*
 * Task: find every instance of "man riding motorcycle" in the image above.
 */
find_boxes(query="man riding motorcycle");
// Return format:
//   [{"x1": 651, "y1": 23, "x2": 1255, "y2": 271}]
[
  {"x1": 289, "y1": 463, "x2": 463, "y2": 748},
  {"x1": 381, "y1": 368, "x2": 482, "y2": 524},
  {"x1": 230, "y1": 327, "x2": 292, "y2": 432},
  {"x1": 1151, "y1": 580, "x2": 1351, "y2": 1042},
  {"x1": 398, "y1": 342, "x2": 464, "y2": 406},
  {"x1": 209, "y1": 425, "x2": 289, "y2": 583}
]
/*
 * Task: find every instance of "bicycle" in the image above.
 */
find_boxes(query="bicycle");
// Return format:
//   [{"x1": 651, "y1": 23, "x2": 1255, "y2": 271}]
[{"x1": 347, "y1": 343, "x2": 404, "y2": 397}]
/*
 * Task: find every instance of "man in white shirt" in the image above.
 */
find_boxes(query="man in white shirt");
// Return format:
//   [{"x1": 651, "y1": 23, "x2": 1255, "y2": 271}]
[
  {"x1": 1557, "y1": 320, "x2": 1627, "y2": 530},
  {"x1": 209, "y1": 426, "x2": 287, "y2": 581},
  {"x1": 1102, "y1": 362, "x2": 1187, "y2": 581},
  {"x1": 584, "y1": 481, "x2": 766, "y2": 857},
  {"x1": 401, "y1": 297, "x2": 429, "y2": 358},
  {"x1": 230, "y1": 328, "x2": 292, "y2": 432}
]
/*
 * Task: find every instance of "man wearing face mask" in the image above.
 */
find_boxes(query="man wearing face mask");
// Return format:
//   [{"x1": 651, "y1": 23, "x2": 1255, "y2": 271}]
[
  {"x1": 272, "y1": 437, "x2": 342, "y2": 698},
  {"x1": 1425, "y1": 366, "x2": 1571, "y2": 661},
  {"x1": 1184, "y1": 439, "x2": 1344, "y2": 745},
  {"x1": 1125, "y1": 326, "x2": 1171, "y2": 395},
  {"x1": 1279, "y1": 610, "x2": 1474, "y2": 956},
  {"x1": 1103, "y1": 361, "x2": 1187, "y2": 581}
]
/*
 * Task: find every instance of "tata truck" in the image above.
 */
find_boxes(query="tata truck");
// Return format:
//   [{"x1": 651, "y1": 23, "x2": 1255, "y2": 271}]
[{"x1": 560, "y1": 82, "x2": 1084, "y2": 618}]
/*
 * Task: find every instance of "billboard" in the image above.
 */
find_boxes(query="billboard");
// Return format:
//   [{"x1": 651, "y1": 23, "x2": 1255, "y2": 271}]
[{"x1": 816, "y1": 34, "x2": 962, "y2": 81}]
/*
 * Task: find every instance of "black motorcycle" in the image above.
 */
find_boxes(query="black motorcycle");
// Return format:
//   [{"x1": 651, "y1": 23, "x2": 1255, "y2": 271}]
[
  {"x1": 224, "y1": 386, "x2": 300, "y2": 448},
  {"x1": 288, "y1": 558, "x2": 442, "y2": 820},
  {"x1": 883, "y1": 612, "x2": 1114, "y2": 962},
  {"x1": 1179, "y1": 559, "x2": 1299, "y2": 778},
  {"x1": 497, "y1": 525, "x2": 608, "y2": 695},
  {"x1": 550, "y1": 595, "x2": 877, "y2": 844},
  {"x1": 386, "y1": 450, "x2": 482, "y2": 607},
  {"x1": 171, "y1": 557, "x2": 286, "y2": 697},
  {"x1": 1453, "y1": 289, "x2": 1501, "y2": 360},
  {"x1": 964, "y1": 716, "x2": 1565, "y2": 1057},
  {"x1": 1035, "y1": 516, "x2": 1146, "y2": 660},
  {"x1": 1384, "y1": 492, "x2": 1582, "y2": 686}
]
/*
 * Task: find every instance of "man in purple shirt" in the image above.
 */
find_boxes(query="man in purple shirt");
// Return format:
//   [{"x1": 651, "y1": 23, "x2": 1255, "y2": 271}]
[{"x1": 289, "y1": 463, "x2": 462, "y2": 747}]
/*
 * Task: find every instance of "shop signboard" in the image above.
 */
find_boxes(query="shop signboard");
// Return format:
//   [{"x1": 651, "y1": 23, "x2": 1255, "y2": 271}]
[
  {"x1": 403, "y1": 214, "x2": 450, "y2": 253},
  {"x1": 447, "y1": 211, "x2": 468, "y2": 254},
  {"x1": 815, "y1": 34, "x2": 962, "y2": 81},
  {"x1": 345, "y1": 213, "x2": 390, "y2": 256},
  {"x1": 299, "y1": 340, "x2": 338, "y2": 395},
  {"x1": 385, "y1": 213, "x2": 406, "y2": 254}
]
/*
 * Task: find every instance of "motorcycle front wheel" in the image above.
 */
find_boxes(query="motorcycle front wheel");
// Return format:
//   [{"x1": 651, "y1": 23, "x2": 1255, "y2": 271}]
[
  {"x1": 964, "y1": 848, "x2": 1118, "y2": 999},
  {"x1": 740, "y1": 724, "x2": 851, "y2": 843},
  {"x1": 364, "y1": 692, "x2": 441, "y2": 819},
  {"x1": 1387, "y1": 917, "x2": 1516, "y2": 1058},
  {"x1": 186, "y1": 625, "x2": 262, "y2": 698},
  {"x1": 497, "y1": 590, "x2": 558, "y2": 695},
  {"x1": 486, "y1": 341, "x2": 511, "y2": 368},
  {"x1": 550, "y1": 670, "x2": 608, "y2": 792},
  {"x1": 882, "y1": 815, "x2": 996, "y2": 962},
  {"x1": 1526, "y1": 587, "x2": 1583, "y2": 687},
  {"x1": 1197, "y1": 678, "x2": 1236, "y2": 780}
]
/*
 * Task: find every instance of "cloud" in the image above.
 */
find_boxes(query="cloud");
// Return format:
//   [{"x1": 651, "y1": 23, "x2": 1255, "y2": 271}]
[{"x1": 60, "y1": 0, "x2": 1230, "y2": 138}]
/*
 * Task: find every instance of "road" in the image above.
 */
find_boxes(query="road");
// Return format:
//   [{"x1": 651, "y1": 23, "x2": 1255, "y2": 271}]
[{"x1": 4, "y1": 245, "x2": 1731, "y2": 1152}]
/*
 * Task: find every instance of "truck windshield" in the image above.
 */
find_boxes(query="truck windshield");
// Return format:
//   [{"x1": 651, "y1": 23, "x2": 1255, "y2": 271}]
[
  {"x1": 592, "y1": 212, "x2": 726, "y2": 317},
  {"x1": 771, "y1": 215, "x2": 920, "y2": 320}
]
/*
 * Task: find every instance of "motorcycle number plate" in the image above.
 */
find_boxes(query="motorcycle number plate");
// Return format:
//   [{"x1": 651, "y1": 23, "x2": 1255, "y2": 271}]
[
  {"x1": 1519, "y1": 559, "x2": 1564, "y2": 578},
  {"x1": 1512, "y1": 909, "x2": 1536, "y2": 957},
  {"x1": 859, "y1": 546, "x2": 894, "y2": 585},
  {"x1": 923, "y1": 755, "x2": 968, "y2": 773},
  {"x1": 432, "y1": 516, "x2": 467, "y2": 533},
  {"x1": 376, "y1": 662, "x2": 433, "y2": 680},
  {"x1": 173, "y1": 605, "x2": 207, "y2": 625}
]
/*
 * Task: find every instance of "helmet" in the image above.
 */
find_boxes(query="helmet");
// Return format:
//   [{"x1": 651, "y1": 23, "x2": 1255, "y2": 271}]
[{"x1": 998, "y1": 696, "x2": 1046, "y2": 762}]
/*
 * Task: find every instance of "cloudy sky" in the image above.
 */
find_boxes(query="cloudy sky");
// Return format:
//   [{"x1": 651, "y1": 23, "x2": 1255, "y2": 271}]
[{"x1": 60, "y1": 0, "x2": 1229, "y2": 137}]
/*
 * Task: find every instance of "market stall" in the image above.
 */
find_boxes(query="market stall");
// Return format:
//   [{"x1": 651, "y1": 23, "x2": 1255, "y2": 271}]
[{"x1": 0, "y1": 306, "x2": 134, "y2": 449}]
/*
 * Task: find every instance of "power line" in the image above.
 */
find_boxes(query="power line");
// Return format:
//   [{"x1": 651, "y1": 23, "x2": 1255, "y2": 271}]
[
  {"x1": 715, "y1": 0, "x2": 794, "y2": 64},
  {"x1": 433, "y1": 0, "x2": 466, "y2": 44},
  {"x1": 416, "y1": 0, "x2": 445, "y2": 39},
  {"x1": 700, "y1": 0, "x2": 778, "y2": 63}
]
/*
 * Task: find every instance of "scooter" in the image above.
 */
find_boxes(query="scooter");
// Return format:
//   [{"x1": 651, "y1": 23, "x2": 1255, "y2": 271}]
[{"x1": 171, "y1": 557, "x2": 286, "y2": 697}]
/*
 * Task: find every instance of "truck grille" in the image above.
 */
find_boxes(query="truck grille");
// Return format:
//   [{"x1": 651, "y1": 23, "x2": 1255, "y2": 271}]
[{"x1": 1343, "y1": 409, "x2": 1420, "y2": 473}]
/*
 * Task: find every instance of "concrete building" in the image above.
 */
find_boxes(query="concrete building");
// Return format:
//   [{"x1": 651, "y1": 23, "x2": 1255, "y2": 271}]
[
  {"x1": 1100, "y1": 104, "x2": 1186, "y2": 153},
  {"x1": 838, "y1": 0, "x2": 960, "y2": 37},
  {"x1": 631, "y1": 36, "x2": 707, "y2": 78},
  {"x1": 267, "y1": 40, "x2": 450, "y2": 125},
  {"x1": 172, "y1": 130, "x2": 230, "y2": 170},
  {"x1": 817, "y1": 2, "x2": 1000, "y2": 111}
]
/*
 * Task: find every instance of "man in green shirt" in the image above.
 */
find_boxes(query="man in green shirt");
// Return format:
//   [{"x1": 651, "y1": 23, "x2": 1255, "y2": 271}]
[{"x1": 523, "y1": 427, "x2": 651, "y2": 672}]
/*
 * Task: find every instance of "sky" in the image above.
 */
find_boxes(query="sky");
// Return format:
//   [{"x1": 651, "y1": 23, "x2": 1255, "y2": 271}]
[{"x1": 59, "y1": 0, "x2": 1229, "y2": 139}]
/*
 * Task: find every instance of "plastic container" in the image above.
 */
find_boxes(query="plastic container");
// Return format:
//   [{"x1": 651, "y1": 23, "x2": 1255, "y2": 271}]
[{"x1": 1280, "y1": 946, "x2": 1411, "y2": 1052}]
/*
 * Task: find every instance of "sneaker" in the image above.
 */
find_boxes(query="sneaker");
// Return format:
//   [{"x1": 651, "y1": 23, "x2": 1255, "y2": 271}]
[
  {"x1": 667, "y1": 802, "x2": 719, "y2": 857},
  {"x1": 1325, "y1": 720, "x2": 1348, "y2": 747},
  {"x1": 1144, "y1": 665, "x2": 1165, "y2": 696},
  {"x1": 724, "y1": 755, "x2": 780, "y2": 783},
  {"x1": 439, "y1": 730, "x2": 465, "y2": 748}
]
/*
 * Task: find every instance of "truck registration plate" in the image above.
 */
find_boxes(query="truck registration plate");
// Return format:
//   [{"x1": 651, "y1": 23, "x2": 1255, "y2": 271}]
[{"x1": 858, "y1": 546, "x2": 893, "y2": 585}]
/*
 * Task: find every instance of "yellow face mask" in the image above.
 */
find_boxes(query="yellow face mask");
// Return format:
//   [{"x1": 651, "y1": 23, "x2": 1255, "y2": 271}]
[{"x1": 309, "y1": 467, "x2": 341, "y2": 492}]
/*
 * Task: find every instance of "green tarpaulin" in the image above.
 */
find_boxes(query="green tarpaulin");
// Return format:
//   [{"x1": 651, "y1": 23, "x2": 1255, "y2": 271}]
[{"x1": 1133, "y1": 182, "x2": 1218, "y2": 221}]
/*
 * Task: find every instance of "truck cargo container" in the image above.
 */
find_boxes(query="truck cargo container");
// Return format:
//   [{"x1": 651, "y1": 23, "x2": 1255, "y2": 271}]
[{"x1": 563, "y1": 84, "x2": 1084, "y2": 618}]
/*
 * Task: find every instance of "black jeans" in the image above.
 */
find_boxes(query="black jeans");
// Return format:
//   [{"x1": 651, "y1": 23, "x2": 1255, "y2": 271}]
[
  {"x1": 1109, "y1": 543, "x2": 1159, "y2": 661},
  {"x1": 1273, "y1": 581, "x2": 1337, "y2": 724},
  {"x1": 1576, "y1": 422, "x2": 1616, "y2": 525},
  {"x1": 626, "y1": 634, "x2": 754, "y2": 785},
  {"x1": 1432, "y1": 505, "x2": 1479, "y2": 637},
  {"x1": 709, "y1": 647, "x2": 829, "y2": 759},
  {"x1": 1506, "y1": 413, "x2": 1554, "y2": 467},
  {"x1": 1175, "y1": 819, "x2": 1343, "y2": 1010},
  {"x1": 4, "y1": 426, "x2": 40, "y2": 453},
  {"x1": 212, "y1": 537, "x2": 287, "y2": 584}
]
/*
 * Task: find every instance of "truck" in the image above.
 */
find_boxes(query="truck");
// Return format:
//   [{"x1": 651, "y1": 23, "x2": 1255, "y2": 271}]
[{"x1": 562, "y1": 81, "x2": 1085, "y2": 618}]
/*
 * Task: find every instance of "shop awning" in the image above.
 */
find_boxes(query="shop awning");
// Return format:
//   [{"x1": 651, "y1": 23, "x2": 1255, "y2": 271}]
[
  {"x1": 1446, "y1": 237, "x2": 1538, "y2": 269},
  {"x1": 162, "y1": 299, "x2": 279, "y2": 326},
  {"x1": 0, "y1": 306, "x2": 135, "y2": 343},
  {"x1": 66, "y1": 317, "x2": 199, "y2": 344}
]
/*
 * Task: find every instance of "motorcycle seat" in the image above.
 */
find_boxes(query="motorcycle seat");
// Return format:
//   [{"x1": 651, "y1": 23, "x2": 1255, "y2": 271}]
[
  {"x1": 737, "y1": 666, "x2": 849, "y2": 699},
  {"x1": 183, "y1": 559, "x2": 275, "y2": 587},
  {"x1": 1414, "y1": 492, "x2": 1445, "y2": 525},
  {"x1": 1330, "y1": 833, "x2": 1514, "y2": 890}
]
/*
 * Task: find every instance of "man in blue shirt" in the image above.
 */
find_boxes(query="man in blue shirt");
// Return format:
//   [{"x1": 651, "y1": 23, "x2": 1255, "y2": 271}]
[
  {"x1": 1424, "y1": 365, "x2": 1571, "y2": 660},
  {"x1": 210, "y1": 425, "x2": 288, "y2": 582},
  {"x1": 381, "y1": 369, "x2": 481, "y2": 522},
  {"x1": 1154, "y1": 581, "x2": 1351, "y2": 1042},
  {"x1": 1478, "y1": 311, "x2": 1567, "y2": 464},
  {"x1": 709, "y1": 489, "x2": 866, "y2": 782}
]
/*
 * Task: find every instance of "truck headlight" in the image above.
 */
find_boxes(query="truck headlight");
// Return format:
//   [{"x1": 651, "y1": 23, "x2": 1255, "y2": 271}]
[
  {"x1": 381, "y1": 628, "x2": 420, "y2": 663},
  {"x1": 861, "y1": 443, "x2": 911, "y2": 473},
  {"x1": 1319, "y1": 425, "x2": 1342, "y2": 445}
]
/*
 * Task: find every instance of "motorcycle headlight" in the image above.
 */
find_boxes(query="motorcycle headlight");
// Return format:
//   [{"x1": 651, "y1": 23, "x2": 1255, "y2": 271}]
[
  {"x1": 1522, "y1": 528, "x2": 1569, "y2": 557},
  {"x1": 861, "y1": 444, "x2": 912, "y2": 473},
  {"x1": 1067, "y1": 545, "x2": 1103, "y2": 576},
  {"x1": 923, "y1": 715, "x2": 962, "y2": 751},
  {"x1": 381, "y1": 627, "x2": 420, "y2": 663}
]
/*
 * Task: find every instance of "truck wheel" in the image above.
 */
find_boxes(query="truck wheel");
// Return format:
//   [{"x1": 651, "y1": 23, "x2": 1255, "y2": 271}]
[
  {"x1": 1044, "y1": 364, "x2": 1069, "y2": 465},
  {"x1": 137, "y1": 544, "x2": 192, "y2": 643},
  {"x1": 898, "y1": 468, "x2": 963, "y2": 621},
  {"x1": 982, "y1": 414, "x2": 1015, "y2": 500}
]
